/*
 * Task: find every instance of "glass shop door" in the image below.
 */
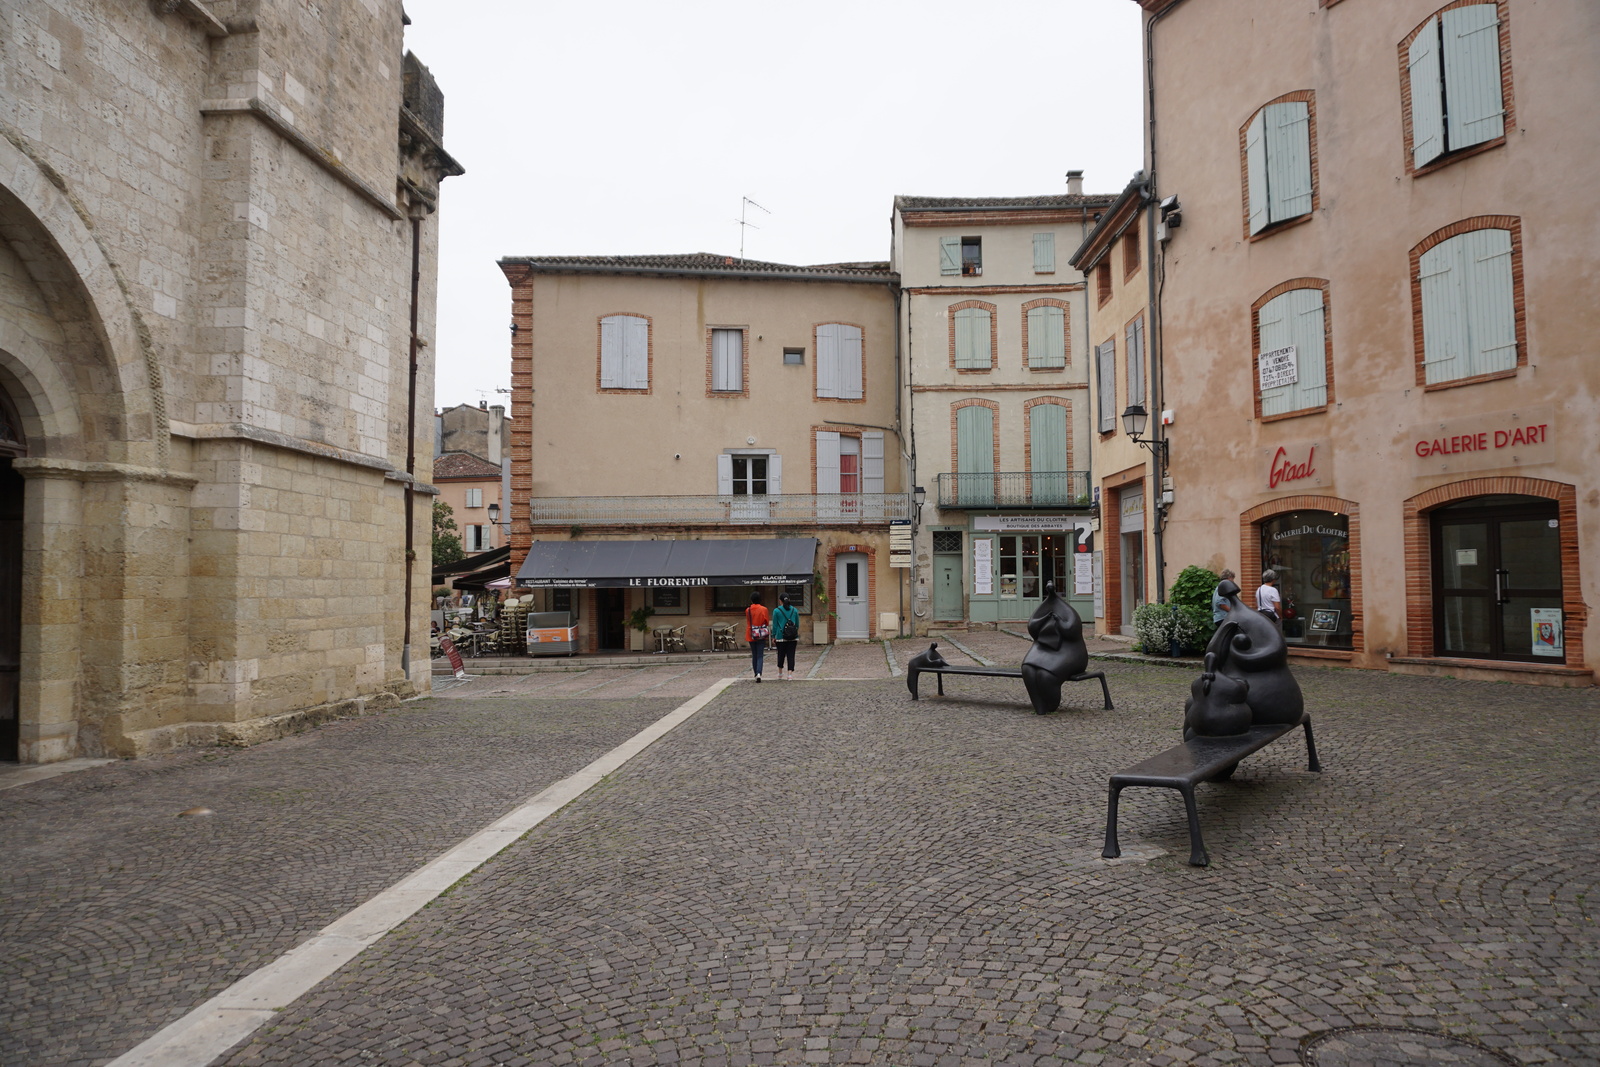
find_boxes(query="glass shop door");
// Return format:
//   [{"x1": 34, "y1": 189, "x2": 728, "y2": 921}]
[{"x1": 1432, "y1": 499, "x2": 1563, "y2": 662}]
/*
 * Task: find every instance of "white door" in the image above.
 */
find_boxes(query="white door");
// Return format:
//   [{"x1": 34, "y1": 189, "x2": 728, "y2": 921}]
[{"x1": 836, "y1": 553, "x2": 869, "y2": 638}]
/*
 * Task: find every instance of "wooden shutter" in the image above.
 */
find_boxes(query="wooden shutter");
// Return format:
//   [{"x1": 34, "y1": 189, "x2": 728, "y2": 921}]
[
  {"x1": 1257, "y1": 290, "x2": 1327, "y2": 417},
  {"x1": 816, "y1": 323, "x2": 839, "y2": 398},
  {"x1": 712, "y1": 328, "x2": 741, "y2": 391},
  {"x1": 717, "y1": 453, "x2": 734, "y2": 495},
  {"x1": 1096, "y1": 341, "x2": 1117, "y2": 433},
  {"x1": 1032, "y1": 232, "x2": 1055, "y2": 273},
  {"x1": 624, "y1": 316, "x2": 649, "y2": 389},
  {"x1": 954, "y1": 307, "x2": 991, "y2": 368},
  {"x1": 768, "y1": 453, "x2": 783, "y2": 496},
  {"x1": 862, "y1": 432, "x2": 884, "y2": 495},
  {"x1": 956, "y1": 407, "x2": 993, "y2": 473},
  {"x1": 1126, "y1": 315, "x2": 1145, "y2": 408},
  {"x1": 1027, "y1": 305, "x2": 1066, "y2": 369},
  {"x1": 839, "y1": 324, "x2": 863, "y2": 399},
  {"x1": 599, "y1": 316, "x2": 622, "y2": 387},
  {"x1": 1245, "y1": 110, "x2": 1269, "y2": 235},
  {"x1": 1409, "y1": 18, "x2": 1446, "y2": 168},
  {"x1": 1442, "y1": 5, "x2": 1505, "y2": 152},
  {"x1": 1420, "y1": 238, "x2": 1468, "y2": 385},
  {"x1": 815, "y1": 431, "x2": 841, "y2": 494},
  {"x1": 940, "y1": 236, "x2": 961, "y2": 276},
  {"x1": 1265, "y1": 101, "x2": 1312, "y2": 221},
  {"x1": 1031, "y1": 404, "x2": 1068, "y2": 471},
  {"x1": 1460, "y1": 228, "x2": 1517, "y2": 378}
]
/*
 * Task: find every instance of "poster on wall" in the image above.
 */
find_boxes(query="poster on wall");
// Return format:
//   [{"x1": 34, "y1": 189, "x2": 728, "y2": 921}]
[
  {"x1": 1531, "y1": 607, "x2": 1564, "y2": 657},
  {"x1": 973, "y1": 539, "x2": 993, "y2": 595},
  {"x1": 1092, "y1": 551, "x2": 1104, "y2": 618},
  {"x1": 1258, "y1": 345, "x2": 1298, "y2": 390},
  {"x1": 1074, "y1": 553, "x2": 1093, "y2": 596}
]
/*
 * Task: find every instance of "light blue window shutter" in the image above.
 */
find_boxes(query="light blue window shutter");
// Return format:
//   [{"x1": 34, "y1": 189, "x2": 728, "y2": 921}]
[
  {"x1": 956, "y1": 406, "x2": 994, "y2": 506},
  {"x1": 768, "y1": 453, "x2": 783, "y2": 496},
  {"x1": 1420, "y1": 238, "x2": 1469, "y2": 385},
  {"x1": 1409, "y1": 18, "x2": 1446, "y2": 168},
  {"x1": 1283, "y1": 288, "x2": 1328, "y2": 412},
  {"x1": 840, "y1": 324, "x2": 863, "y2": 399},
  {"x1": 1027, "y1": 306, "x2": 1066, "y2": 369},
  {"x1": 815, "y1": 431, "x2": 841, "y2": 494},
  {"x1": 1442, "y1": 5, "x2": 1505, "y2": 152},
  {"x1": 1265, "y1": 101, "x2": 1312, "y2": 222},
  {"x1": 954, "y1": 307, "x2": 990, "y2": 368},
  {"x1": 712, "y1": 328, "x2": 741, "y2": 391},
  {"x1": 1033, "y1": 232, "x2": 1055, "y2": 273},
  {"x1": 1245, "y1": 110, "x2": 1269, "y2": 235},
  {"x1": 717, "y1": 453, "x2": 734, "y2": 495},
  {"x1": 862, "y1": 432, "x2": 885, "y2": 495},
  {"x1": 1031, "y1": 404, "x2": 1068, "y2": 471},
  {"x1": 1460, "y1": 228, "x2": 1517, "y2": 378},
  {"x1": 1126, "y1": 316, "x2": 1145, "y2": 408},
  {"x1": 940, "y1": 236, "x2": 961, "y2": 276},
  {"x1": 816, "y1": 323, "x2": 840, "y2": 398},
  {"x1": 1257, "y1": 292, "x2": 1299, "y2": 417},
  {"x1": 624, "y1": 316, "x2": 649, "y2": 389},
  {"x1": 600, "y1": 316, "x2": 622, "y2": 388},
  {"x1": 1096, "y1": 341, "x2": 1117, "y2": 432}
]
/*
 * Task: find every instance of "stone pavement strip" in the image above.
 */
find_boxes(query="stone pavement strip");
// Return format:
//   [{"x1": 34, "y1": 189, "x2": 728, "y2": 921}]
[{"x1": 3, "y1": 661, "x2": 1599, "y2": 1066}]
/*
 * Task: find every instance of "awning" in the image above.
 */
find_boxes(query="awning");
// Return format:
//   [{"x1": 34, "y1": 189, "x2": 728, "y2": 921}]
[{"x1": 515, "y1": 537, "x2": 819, "y2": 589}]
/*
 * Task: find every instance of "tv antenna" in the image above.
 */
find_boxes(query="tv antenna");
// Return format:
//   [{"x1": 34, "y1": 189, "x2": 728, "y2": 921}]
[{"x1": 734, "y1": 197, "x2": 771, "y2": 262}]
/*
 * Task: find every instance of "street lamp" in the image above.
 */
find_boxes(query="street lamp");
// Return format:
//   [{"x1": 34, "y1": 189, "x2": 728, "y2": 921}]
[
  {"x1": 1121, "y1": 403, "x2": 1168, "y2": 465},
  {"x1": 487, "y1": 501, "x2": 503, "y2": 525},
  {"x1": 912, "y1": 485, "x2": 926, "y2": 517}
]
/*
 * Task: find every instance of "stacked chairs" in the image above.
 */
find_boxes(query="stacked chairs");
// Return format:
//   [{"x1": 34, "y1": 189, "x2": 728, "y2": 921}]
[
  {"x1": 711, "y1": 622, "x2": 737, "y2": 652},
  {"x1": 666, "y1": 625, "x2": 687, "y2": 652}
]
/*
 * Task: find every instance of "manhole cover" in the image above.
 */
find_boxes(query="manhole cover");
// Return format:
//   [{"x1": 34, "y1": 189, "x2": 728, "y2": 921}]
[{"x1": 1303, "y1": 1026, "x2": 1518, "y2": 1066}]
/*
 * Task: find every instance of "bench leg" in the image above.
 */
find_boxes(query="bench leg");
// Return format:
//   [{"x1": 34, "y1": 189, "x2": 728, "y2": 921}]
[
  {"x1": 1101, "y1": 782, "x2": 1124, "y2": 859},
  {"x1": 907, "y1": 667, "x2": 920, "y2": 701},
  {"x1": 1180, "y1": 784, "x2": 1209, "y2": 867},
  {"x1": 1302, "y1": 715, "x2": 1322, "y2": 772},
  {"x1": 936, "y1": 672, "x2": 944, "y2": 696},
  {"x1": 1094, "y1": 671, "x2": 1113, "y2": 710}
]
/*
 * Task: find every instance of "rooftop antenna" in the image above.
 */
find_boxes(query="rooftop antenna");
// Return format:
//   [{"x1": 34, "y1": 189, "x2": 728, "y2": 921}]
[{"x1": 734, "y1": 197, "x2": 770, "y2": 262}]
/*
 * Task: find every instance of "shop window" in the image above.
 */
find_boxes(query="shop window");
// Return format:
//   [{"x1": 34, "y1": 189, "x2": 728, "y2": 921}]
[
  {"x1": 1431, "y1": 495, "x2": 1562, "y2": 661},
  {"x1": 1258, "y1": 510, "x2": 1353, "y2": 649},
  {"x1": 551, "y1": 589, "x2": 577, "y2": 617},
  {"x1": 1403, "y1": 3, "x2": 1510, "y2": 173},
  {"x1": 781, "y1": 583, "x2": 812, "y2": 614},
  {"x1": 713, "y1": 586, "x2": 753, "y2": 612}
]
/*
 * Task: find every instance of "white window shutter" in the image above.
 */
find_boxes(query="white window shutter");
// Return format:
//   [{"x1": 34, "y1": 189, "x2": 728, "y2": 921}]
[
  {"x1": 1028, "y1": 306, "x2": 1066, "y2": 369},
  {"x1": 768, "y1": 454, "x2": 782, "y2": 496},
  {"x1": 624, "y1": 316, "x2": 649, "y2": 389},
  {"x1": 816, "y1": 323, "x2": 839, "y2": 398},
  {"x1": 1442, "y1": 5, "x2": 1505, "y2": 152},
  {"x1": 1032, "y1": 232, "x2": 1055, "y2": 273},
  {"x1": 940, "y1": 236, "x2": 961, "y2": 276},
  {"x1": 862, "y1": 432, "x2": 885, "y2": 495},
  {"x1": 954, "y1": 307, "x2": 990, "y2": 368},
  {"x1": 816, "y1": 431, "x2": 841, "y2": 494},
  {"x1": 1409, "y1": 18, "x2": 1446, "y2": 168},
  {"x1": 600, "y1": 316, "x2": 622, "y2": 388},
  {"x1": 1246, "y1": 110, "x2": 1269, "y2": 235},
  {"x1": 712, "y1": 328, "x2": 741, "y2": 391},
  {"x1": 1288, "y1": 288, "x2": 1328, "y2": 410},
  {"x1": 1461, "y1": 228, "x2": 1517, "y2": 378},
  {"x1": 717, "y1": 454, "x2": 734, "y2": 495},
  {"x1": 841, "y1": 324, "x2": 863, "y2": 399},
  {"x1": 1096, "y1": 341, "x2": 1117, "y2": 432},
  {"x1": 1266, "y1": 101, "x2": 1312, "y2": 221},
  {"x1": 1420, "y1": 239, "x2": 1469, "y2": 384},
  {"x1": 1257, "y1": 293, "x2": 1294, "y2": 417},
  {"x1": 1126, "y1": 316, "x2": 1145, "y2": 408}
]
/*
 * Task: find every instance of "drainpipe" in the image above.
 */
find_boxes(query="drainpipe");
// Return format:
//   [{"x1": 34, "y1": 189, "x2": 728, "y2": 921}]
[
  {"x1": 402, "y1": 210, "x2": 423, "y2": 679},
  {"x1": 891, "y1": 281, "x2": 907, "y2": 635}
]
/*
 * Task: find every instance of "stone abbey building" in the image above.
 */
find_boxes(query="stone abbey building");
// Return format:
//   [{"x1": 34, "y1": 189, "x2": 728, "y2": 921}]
[{"x1": 0, "y1": 0, "x2": 458, "y2": 761}]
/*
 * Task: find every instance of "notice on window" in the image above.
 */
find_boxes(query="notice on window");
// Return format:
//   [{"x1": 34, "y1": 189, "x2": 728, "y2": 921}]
[
  {"x1": 1092, "y1": 552, "x2": 1104, "y2": 619},
  {"x1": 1455, "y1": 548, "x2": 1478, "y2": 567},
  {"x1": 973, "y1": 539, "x2": 993, "y2": 596},
  {"x1": 1074, "y1": 553, "x2": 1094, "y2": 596},
  {"x1": 1531, "y1": 607, "x2": 1564, "y2": 657},
  {"x1": 1258, "y1": 345, "x2": 1298, "y2": 391}
]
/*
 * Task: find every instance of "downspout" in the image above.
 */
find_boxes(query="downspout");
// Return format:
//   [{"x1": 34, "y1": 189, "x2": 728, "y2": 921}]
[
  {"x1": 402, "y1": 210, "x2": 423, "y2": 679},
  {"x1": 891, "y1": 281, "x2": 906, "y2": 635}
]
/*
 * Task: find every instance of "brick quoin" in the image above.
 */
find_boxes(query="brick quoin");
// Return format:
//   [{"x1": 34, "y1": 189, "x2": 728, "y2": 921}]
[
  {"x1": 503, "y1": 265, "x2": 535, "y2": 576},
  {"x1": 1240, "y1": 495, "x2": 1364, "y2": 658}
]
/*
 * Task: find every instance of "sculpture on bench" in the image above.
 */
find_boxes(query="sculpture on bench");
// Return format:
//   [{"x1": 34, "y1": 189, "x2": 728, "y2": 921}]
[
  {"x1": 1183, "y1": 579, "x2": 1303, "y2": 738},
  {"x1": 1020, "y1": 581, "x2": 1091, "y2": 716}
]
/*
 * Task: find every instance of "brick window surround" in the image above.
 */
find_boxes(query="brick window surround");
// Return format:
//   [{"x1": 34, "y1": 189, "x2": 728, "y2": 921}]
[
  {"x1": 1240, "y1": 495, "x2": 1363, "y2": 658},
  {"x1": 947, "y1": 300, "x2": 999, "y2": 373},
  {"x1": 595, "y1": 311, "x2": 653, "y2": 395},
  {"x1": 1095, "y1": 262, "x2": 1112, "y2": 308},
  {"x1": 1251, "y1": 278, "x2": 1335, "y2": 422},
  {"x1": 705, "y1": 326, "x2": 750, "y2": 399},
  {"x1": 1121, "y1": 218, "x2": 1141, "y2": 281},
  {"x1": 1398, "y1": 0, "x2": 1514, "y2": 179},
  {"x1": 949, "y1": 398, "x2": 1001, "y2": 476},
  {"x1": 1410, "y1": 215, "x2": 1526, "y2": 391},
  {"x1": 808, "y1": 423, "x2": 865, "y2": 495},
  {"x1": 1023, "y1": 397, "x2": 1073, "y2": 498},
  {"x1": 812, "y1": 321, "x2": 868, "y2": 404},
  {"x1": 826, "y1": 542, "x2": 877, "y2": 643},
  {"x1": 1020, "y1": 298, "x2": 1072, "y2": 371},
  {"x1": 1238, "y1": 90, "x2": 1320, "y2": 242},
  {"x1": 1402, "y1": 477, "x2": 1584, "y2": 667}
]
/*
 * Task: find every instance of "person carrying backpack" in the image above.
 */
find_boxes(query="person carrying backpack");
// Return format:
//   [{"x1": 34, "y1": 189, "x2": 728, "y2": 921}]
[
  {"x1": 770, "y1": 593, "x2": 801, "y2": 681},
  {"x1": 744, "y1": 591, "x2": 771, "y2": 682}
]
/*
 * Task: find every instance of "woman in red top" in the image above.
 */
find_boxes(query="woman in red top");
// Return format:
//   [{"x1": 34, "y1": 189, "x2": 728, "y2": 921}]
[{"x1": 744, "y1": 591, "x2": 771, "y2": 682}]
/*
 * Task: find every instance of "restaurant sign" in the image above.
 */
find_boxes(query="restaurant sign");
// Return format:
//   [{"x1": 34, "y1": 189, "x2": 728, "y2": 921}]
[
  {"x1": 1410, "y1": 407, "x2": 1554, "y2": 476},
  {"x1": 1262, "y1": 441, "x2": 1332, "y2": 491}
]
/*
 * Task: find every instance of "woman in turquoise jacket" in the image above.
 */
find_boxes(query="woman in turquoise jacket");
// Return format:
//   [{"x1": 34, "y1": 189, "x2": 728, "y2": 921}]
[{"x1": 769, "y1": 594, "x2": 802, "y2": 681}]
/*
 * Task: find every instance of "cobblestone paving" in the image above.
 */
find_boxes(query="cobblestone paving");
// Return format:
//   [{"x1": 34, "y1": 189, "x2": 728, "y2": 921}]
[
  {"x1": 0, "y1": 696, "x2": 683, "y2": 1067},
  {"x1": 192, "y1": 663, "x2": 1597, "y2": 1067}
]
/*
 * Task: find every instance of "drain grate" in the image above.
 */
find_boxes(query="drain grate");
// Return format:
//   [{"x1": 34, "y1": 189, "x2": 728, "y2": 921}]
[{"x1": 1302, "y1": 1026, "x2": 1519, "y2": 1066}]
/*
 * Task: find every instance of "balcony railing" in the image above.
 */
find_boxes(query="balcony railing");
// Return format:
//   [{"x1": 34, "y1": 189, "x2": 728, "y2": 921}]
[
  {"x1": 936, "y1": 471, "x2": 1091, "y2": 509},
  {"x1": 529, "y1": 493, "x2": 913, "y2": 526}
]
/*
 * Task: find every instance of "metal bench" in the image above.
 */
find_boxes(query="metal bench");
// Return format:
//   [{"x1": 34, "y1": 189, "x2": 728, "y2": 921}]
[
  {"x1": 906, "y1": 643, "x2": 1113, "y2": 713},
  {"x1": 1101, "y1": 716, "x2": 1321, "y2": 867}
]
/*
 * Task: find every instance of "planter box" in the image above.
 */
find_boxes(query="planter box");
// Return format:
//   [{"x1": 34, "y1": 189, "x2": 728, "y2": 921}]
[{"x1": 813, "y1": 620, "x2": 831, "y2": 645}]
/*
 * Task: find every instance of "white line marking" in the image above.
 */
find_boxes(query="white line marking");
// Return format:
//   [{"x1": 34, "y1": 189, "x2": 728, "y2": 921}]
[
  {"x1": 806, "y1": 644, "x2": 832, "y2": 679},
  {"x1": 105, "y1": 678, "x2": 738, "y2": 1067}
]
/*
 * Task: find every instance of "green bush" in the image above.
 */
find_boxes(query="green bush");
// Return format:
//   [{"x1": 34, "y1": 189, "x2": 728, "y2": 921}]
[
  {"x1": 1170, "y1": 564, "x2": 1220, "y2": 612},
  {"x1": 1132, "y1": 602, "x2": 1175, "y2": 653},
  {"x1": 1174, "y1": 603, "x2": 1215, "y2": 653}
]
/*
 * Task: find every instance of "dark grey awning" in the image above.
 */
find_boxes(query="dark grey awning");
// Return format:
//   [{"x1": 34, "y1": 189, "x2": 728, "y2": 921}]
[{"x1": 515, "y1": 538, "x2": 819, "y2": 589}]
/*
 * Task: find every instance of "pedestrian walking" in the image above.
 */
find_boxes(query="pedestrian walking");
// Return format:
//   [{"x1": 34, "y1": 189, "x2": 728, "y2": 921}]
[
  {"x1": 1212, "y1": 568, "x2": 1236, "y2": 624},
  {"x1": 745, "y1": 592, "x2": 771, "y2": 682},
  {"x1": 1256, "y1": 569, "x2": 1282, "y2": 628},
  {"x1": 770, "y1": 594, "x2": 801, "y2": 680}
]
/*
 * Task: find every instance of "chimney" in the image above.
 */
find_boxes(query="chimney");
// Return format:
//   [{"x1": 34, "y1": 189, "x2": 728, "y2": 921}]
[{"x1": 1066, "y1": 170, "x2": 1084, "y2": 195}]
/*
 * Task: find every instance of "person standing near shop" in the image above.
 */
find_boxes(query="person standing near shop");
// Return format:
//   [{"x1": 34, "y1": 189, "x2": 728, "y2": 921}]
[
  {"x1": 745, "y1": 591, "x2": 771, "y2": 682},
  {"x1": 1256, "y1": 569, "x2": 1283, "y2": 628},
  {"x1": 1212, "y1": 569, "x2": 1236, "y2": 624},
  {"x1": 770, "y1": 594, "x2": 801, "y2": 681}
]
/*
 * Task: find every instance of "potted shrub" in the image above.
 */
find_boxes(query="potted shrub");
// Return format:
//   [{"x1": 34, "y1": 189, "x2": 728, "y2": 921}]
[
  {"x1": 626, "y1": 605, "x2": 656, "y2": 653},
  {"x1": 1131, "y1": 602, "x2": 1175, "y2": 656}
]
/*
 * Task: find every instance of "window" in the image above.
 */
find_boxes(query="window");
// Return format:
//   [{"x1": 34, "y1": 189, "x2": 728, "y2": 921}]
[
  {"x1": 1260, "y1": 510, "x2": 1352, "y2": 650},
  {"x1": 1243, "y1": 94, "x2": 1315, "y2": 236},
  {"x1": 1414, "y1": 221, "x2": 1521, "y2": 387},
  {"x1": 953, "y1": 305, "x2": 993, "y2": 370},
  {"x1": 712, "y1": 586, "x2": 749, "y2": 612},
  {"x1": 732, "y1": 455, "x2": 767, "y2": 495},
  {"x1": 710, "y1": 327, "x2": 744, "y2": 394},
  {"x1": 464, "y1": 487, "x2": 483, "y2": 508},
  {"x1": 1096, "y1": 340, "x2": 1117, "y2": 434},
  {"x1": 464, "y1": 524, "x2": 488, "y2": 552},
  {"x1": 551, "y1": 589, "x2": 575, "y2": 617},
  {"x1": 649, "y1": 587, "x2": 689, "y2": 615},
  {"x1": 815, "y1": 323, "x2": 863, "y2": 399},
  {"x1": 1025, "y1": 302, "x2": 1067, "y2": 370},
  {"x1": 783, "y1": 347, "x2": 804, "y2": 365},
  {"x1": 1122, "y1": 221, "x2": 1141, "y2": 278},
  {"x1": 1033, "y1": 232, "x2": 1056, "y2": 273},
  {"x1": 1096, "y1": 261, "x2": 1111, "y2": 307},
  {"x1": 1405, "y1": 4, "x2": 1508, "y2": 172},
  {"x1": 1125, "y1": 315, "x2": 1146, "y2": 413},
  {"x1": 718, "y1": 451, "x2": 781, "y2": 519},
  {"x1": 599, "y1": 313, "x2": 649, "y2": 390},
  {"x1": 816, "y1": 431, "x2": 883, "y2": 497},
  {"x1": 1253, "y1": 283, "x2": 1330, "y2": 418},
  {"x1": 939, "y1": 235, "x2": 982, "y2": 276},
  {"x1": 781, "y1": 583, "x2": 812, "y2": 614},
  {"x1": 952, "y1": 403, "x2": 996, "y2": 507}
]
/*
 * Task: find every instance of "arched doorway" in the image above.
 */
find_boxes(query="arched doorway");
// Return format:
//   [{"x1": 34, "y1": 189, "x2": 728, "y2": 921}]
[{"x1": 0, "y1": 389, "x2": 24, "y2": 761}]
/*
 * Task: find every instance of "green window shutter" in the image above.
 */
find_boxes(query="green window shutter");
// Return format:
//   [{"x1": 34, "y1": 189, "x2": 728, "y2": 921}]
[
  {"x1": 1031, "y1": 404, "x2": 1068, "y2": 471},
  {"x1": 1460, "y1": 228, "x2": 1517, "y2": 378},
  {"x1": 1258, "y1": 290, "x2": 1328, "y2": 417},
  {"x1": 1265, "y1": 101, "x2": 1312, "y2": 221},
  {"x1": 1032, "y1": 232, "x2": 1055, "y2": 273},
  {"x1": 1245, "y1": 110, "x2": 1269, "y2": 235},
  {"x1": 1409, "y1": 18, "x2": 1446, "y2": 168},
  {"x1": 1420, "y1": 239, "x2": 1470, "y2": 385},
  {"x1": 956, "y1": 407, "x2": 993, "y2": 473},
  {"x1": 1027, "y1": 306, "x2": 1066, "y2": 369},
  {"x1": 1442, "y1": 5, "x2": 1505, "y2": 152},
  {"x1": 954, "y1": 307, "x2": 991, "y2": 369},
  {"x1": 940, "y1": 236, "x2": 961, "y2": 276}
]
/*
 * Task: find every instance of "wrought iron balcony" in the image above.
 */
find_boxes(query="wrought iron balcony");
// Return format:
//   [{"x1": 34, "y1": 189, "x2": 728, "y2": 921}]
[
  {"x1": 935, "y1": 471, "x2": 1091, "y2": 509},
  {"x1": 529, "y1": 493, "x2": 913, "y2": 527}
]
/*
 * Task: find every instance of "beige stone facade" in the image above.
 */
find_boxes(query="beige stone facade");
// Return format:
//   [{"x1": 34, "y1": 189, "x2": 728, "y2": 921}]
[
  {"x1": 0, "y1": 0, "x2": 458, "y2": 760},
  {"x1": 1137, "y1": 0, "x2": 1598, "y2": 684},
  {"x1": 500, "y1": 256, "x2": 909, "y2": 652}
]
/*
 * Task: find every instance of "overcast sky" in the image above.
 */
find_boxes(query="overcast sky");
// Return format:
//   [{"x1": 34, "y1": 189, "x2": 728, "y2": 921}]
[{"x1": 403, "y1": 0, "x2": 1146, "y2": 408}]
